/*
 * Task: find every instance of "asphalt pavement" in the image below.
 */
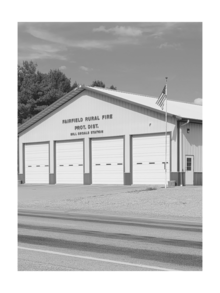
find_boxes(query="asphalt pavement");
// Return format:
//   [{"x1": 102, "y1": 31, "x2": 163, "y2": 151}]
[{"x1": 18, "y1": 209, "x2": 202, "y2": 271}]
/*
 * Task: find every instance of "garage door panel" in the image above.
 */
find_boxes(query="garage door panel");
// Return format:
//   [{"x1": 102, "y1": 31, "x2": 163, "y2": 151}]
[
  {"x1": 25, "y1": 168, "x2": 49, "y2": 184},
  {"x1": 92, "y1": 138, "x2": 123, "y2": 184},
  {"x1": 133, "y1": 135, "x2": 170, "y2": 184},
  {"x1": 56, "y1": 141, "x2": 83, "y2": 184},
  {"x1": 25, "y1": 144, "x2": 49, "y2": 184}
]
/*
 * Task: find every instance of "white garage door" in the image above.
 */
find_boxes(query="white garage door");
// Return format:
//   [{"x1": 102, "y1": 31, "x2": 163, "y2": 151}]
[
  {"x1": 56, "y1": 141, "x2": 83, "y2": 184},
  {"x1": 133, "y1": 135, "x2": 170, "y2": 184},
  {"x1": 92, "y1": 138, "x2": 123, "y2": 184},
  {"x1": 25, "y1": 144, "x2": 49, "y2": 184}
]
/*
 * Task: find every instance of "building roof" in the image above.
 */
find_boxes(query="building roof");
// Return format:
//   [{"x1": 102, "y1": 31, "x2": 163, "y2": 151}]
[
  {"x1": 18, "y1": 85, "x2": 202, "y2": 135},
  {"x1": 87, "y1": 86, "x2": 202, "y2": 121}
]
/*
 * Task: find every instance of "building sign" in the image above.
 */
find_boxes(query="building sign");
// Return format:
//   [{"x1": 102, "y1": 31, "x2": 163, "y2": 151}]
[{"x1": 62, "y1": 114, "x2": 113, "y2": 136}]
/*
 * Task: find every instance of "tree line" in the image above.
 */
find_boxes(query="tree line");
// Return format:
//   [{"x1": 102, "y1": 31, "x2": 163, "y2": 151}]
[{"x1": 18, "y1": 61, "x2": 117, "y2": 125}]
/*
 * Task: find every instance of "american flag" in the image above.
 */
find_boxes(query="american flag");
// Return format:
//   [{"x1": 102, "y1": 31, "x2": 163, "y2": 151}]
[{"x1": 156, "y1": 85, "x2": 167, "y2": 110}]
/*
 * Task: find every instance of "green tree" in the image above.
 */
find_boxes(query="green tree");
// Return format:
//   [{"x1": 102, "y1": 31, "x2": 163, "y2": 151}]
[
  {"x1": 18, "y1": 61, "x2": 39, "y2": 124},
  {"x1": 91, "y1": 80, "x2": 105, "y2": 88},
  {"x1": 18, "y1": 61, "x2": 76, "y2": 125},
  {"x1": 70, "y1": 81, "x2": 79, "y2": 91},
  {"x1": 110, "y1": 85, "x2": 117, "y2": 90},
  {"x1": 90, "y1": 80, "x2": 117, "y2": 90}
]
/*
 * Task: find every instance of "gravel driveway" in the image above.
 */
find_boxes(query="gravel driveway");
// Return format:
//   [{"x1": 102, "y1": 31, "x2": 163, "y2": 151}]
[{"x1": 18, "y1": 185, "x2": 202, "y2": 222}]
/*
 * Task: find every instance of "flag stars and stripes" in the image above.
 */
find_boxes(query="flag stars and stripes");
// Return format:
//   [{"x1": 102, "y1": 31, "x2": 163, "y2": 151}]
[{"x1": 156, "y1": 85, "x2": 167, "y2": 110}]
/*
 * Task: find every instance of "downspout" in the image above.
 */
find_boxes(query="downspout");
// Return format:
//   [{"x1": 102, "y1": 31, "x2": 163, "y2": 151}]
[
  {"x1": 17, "y1": 135, "x2": 19, "y2": 180},
  {"x1": 179, "y1": 119, "x2": 190, "y2": 186}
]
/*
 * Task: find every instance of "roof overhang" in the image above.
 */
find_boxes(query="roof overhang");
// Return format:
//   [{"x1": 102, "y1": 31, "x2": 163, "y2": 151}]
[{"x1": 177, "y1": 117, "x2": 202, "y2": 124}]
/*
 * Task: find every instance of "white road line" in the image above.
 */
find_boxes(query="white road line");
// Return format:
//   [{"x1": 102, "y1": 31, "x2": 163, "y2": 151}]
[{"x1": 18, "y1": 246, "x2": 175, "y2": 271}]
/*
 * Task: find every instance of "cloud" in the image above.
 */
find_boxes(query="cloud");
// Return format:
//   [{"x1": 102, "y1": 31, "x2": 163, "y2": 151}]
[
  {"x1": 139, "y1": 22, "x2": 181, "y2": 39},
  {"x1": 18, "y1": 43, "x2": 67, "y2": 61},
  {"x1": 27, "y1": 26, "x2": 112, "y2": 50},
  {"x1": 158, "y1": 42, "x2": 181, "y2": 49},
  {"x1": 80, "y1": 66, "x2": 93, "y2": 73},
  {"x1": 18, "y1": 51, "x2": 67, "y2": 61},
  {"x1": 27, "y1": 27, "x2": 62, "y2": 44},
  {"x1": 26, "y1": 25, "x2": 142, "y2": 51},
  {"x1": 93, "y1": 25, "x2": 142, "y2": 37},
  {"x1": 72, "y1": 40, "x2": 111, "y2": 50},
  {"x1": 22, "y1": 23, "x2": 185, "y2": 56},
  {"x1": 194, "y1": 98, "x2": 202, "y2": 105},
  {"x1": 30, "y1": 44, "x2": 67, "y2": 54},
  {"x1": 59, "y1": 65, "x2": 67, "y2": 71}
]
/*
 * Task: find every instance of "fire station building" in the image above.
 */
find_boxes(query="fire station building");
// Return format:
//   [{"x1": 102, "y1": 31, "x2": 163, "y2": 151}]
[{"x1": 18, "y1": 86, "x2": 202, "y2": 186}]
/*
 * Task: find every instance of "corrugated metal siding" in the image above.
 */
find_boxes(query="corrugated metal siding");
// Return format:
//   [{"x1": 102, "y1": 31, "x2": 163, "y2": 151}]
[
  {"x1": 90, "y1": 91, "x2": 177, "y2": 135},
  {"x1": 181, "y1": 122, "x2": 202, "y2": 172},
  {"x1": 19, "y1": 90, "x2": 178, "y2": 175}
]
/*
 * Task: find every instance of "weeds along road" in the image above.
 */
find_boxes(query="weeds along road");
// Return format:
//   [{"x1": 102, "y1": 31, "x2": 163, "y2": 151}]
[{"x1": 18, "y1": 209, "x2": 202, "y2": 271}]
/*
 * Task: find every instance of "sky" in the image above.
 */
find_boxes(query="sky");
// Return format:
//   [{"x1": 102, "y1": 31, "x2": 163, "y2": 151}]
[{"x1": 18, "y1": 22, "x2": 202, "y2": 105}]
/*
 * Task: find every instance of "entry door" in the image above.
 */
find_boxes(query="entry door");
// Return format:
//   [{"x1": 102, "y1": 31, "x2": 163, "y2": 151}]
[
  {"x1": 185, "y1": 155, "x2": 194, "y2": 185},
  {"x1": 56, "y1": 141, "x2": 83, "y2": 184},
  {"x1": 92, "y1": 138, "x2": 123, "y2": 184}
]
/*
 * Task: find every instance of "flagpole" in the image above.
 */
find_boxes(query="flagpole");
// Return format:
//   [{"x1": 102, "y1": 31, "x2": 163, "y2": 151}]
[{"x1": 165, "y1": 77, "x2": 168, "y2": 189}]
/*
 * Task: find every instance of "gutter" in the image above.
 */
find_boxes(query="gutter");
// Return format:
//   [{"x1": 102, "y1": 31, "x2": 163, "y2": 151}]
[{"x1": 181, "y1": 119, "x2": 190, "y2": 128}]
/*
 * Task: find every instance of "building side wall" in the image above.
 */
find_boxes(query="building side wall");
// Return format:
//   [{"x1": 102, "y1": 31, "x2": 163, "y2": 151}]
[
  {"x1": 19, "y1": 90, "x2": 178, "y2": 180},
  {"x1": 181, "y1": 122, "x2": 202, "y2": 172}
]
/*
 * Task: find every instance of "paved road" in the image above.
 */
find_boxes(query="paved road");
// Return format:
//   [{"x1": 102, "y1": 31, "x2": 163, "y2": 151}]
[{"x1": 18, "y1": 209, "x2": 202, "y2": 271}]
